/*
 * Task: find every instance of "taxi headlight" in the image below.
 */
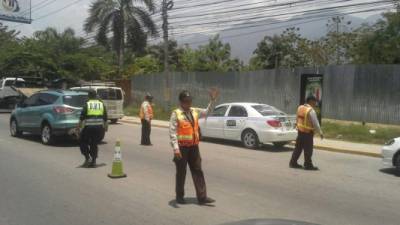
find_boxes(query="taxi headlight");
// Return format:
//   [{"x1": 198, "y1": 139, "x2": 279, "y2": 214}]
[{"x1": 384, "y1": 139, "x2": 395, "y2": 146}]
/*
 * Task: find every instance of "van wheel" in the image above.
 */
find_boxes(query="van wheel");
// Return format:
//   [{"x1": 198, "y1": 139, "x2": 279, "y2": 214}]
[
  {"x1": 242, "y1": 129, "x2": 259, "y2": 149},
  {"x1": 110, "y1": 119, "x2": 118, "y2": 124},
  {"x1": 41, "y1": 123, "x2": 54, "y2": 145},
  {"x1": 10, "y1": 118, "x2": 22, "y2": 137}
]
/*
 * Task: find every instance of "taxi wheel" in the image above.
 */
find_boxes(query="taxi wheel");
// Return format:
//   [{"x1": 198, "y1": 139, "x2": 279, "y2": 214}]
[
  {"x1": 110, "y1": 119, "x2": 118, "y2": 124},
  {"x1": 41, "y1": 123, "x2": 54, "y2": 145},
  {"x1": 242, "y1": 129, "x2": 259, "y2": 149},
  {"x1": 395, "y1": 153, "x2": 400, "y2": 174}
]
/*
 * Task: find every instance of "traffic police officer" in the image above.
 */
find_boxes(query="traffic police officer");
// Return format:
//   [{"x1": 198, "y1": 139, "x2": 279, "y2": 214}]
[
  {"x1": 290, "y1": 96, "x2": 323, "y2": 170},
  {"x1": 79, "y1": 90, "x2": 108, "y2": 168},
  {"x1": 139, "y1": 93, "x2": 154, "y2": 146},
  {"x1": 169, "y1": 89, "x2": 219, "y2": 205}
]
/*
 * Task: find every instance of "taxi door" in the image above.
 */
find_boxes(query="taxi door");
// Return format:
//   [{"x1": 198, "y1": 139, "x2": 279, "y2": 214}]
[{"x1": 224, "y1": 105, "x2": 248, "y2": 140}]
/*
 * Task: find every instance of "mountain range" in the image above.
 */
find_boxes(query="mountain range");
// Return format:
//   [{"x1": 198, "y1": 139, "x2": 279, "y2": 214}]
[{"x1": 175, "y1": 12, "x2": 384, "y2": 63}]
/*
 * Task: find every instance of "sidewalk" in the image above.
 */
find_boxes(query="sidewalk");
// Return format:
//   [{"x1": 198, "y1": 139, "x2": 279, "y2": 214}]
[{"x1": 120, "y1": 116, "x2": 382, "y2": 158}]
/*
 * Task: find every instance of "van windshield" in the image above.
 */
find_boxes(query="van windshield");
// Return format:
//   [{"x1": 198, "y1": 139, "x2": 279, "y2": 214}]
[{"x1": 97, "y1": 88, "x2": 123, "y2": 100}]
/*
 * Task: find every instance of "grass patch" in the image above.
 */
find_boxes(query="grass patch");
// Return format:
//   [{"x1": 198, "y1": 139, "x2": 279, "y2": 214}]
[
  {"x1": 124, "y1": 104, "x2": 171, "y2": 121},
  {"x1": 322, "y1": 120, "x2": 400, "y2": 144}
]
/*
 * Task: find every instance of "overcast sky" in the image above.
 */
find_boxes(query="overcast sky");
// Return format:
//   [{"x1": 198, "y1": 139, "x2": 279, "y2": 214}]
[{"x1": 1, "y1": 0, "x2": 392, "y2": 40}]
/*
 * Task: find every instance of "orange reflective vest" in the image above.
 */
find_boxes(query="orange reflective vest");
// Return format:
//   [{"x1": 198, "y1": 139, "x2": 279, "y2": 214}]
[
  {"x1": 139, "y1": 101, "x2": 153, "y2": 120},
  {"x1": 175, "y1": 108, "x2": 200, "y2": 147},
  {"x1": 296, "y1": 104, "x2": 314, "y2": 133}
]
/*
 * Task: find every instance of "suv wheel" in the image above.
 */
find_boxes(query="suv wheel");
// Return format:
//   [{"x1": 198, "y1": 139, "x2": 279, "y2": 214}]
[
  {"x1": 41, "y1": 123, "x2": 54, "y2": 145},
  {"x1": 242, "y1": 129, "x2": 259, "y2": 149},
  {"x1": 10, "y1": 118, "x2": 22, "y2": 137}
]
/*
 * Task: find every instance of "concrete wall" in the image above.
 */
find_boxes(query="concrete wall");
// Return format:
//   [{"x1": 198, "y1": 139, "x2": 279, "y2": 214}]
[{"x1": 130, "y1": 65, "x2": 400, "y2": 125}]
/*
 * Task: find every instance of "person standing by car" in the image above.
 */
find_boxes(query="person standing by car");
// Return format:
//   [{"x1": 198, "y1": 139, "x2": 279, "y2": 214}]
[
  {"x1": 139, "y1": 93, "x2": 154, "y2": 146},
  {"x1": 79, "y1": 90, "x2": 108, "y2": 168},
  {"x1": 169, "y1": 89, "x2": 219, "y2": 205},
  {"x1": 290, "y1": 96, "x2": 323, "y2": 170}
]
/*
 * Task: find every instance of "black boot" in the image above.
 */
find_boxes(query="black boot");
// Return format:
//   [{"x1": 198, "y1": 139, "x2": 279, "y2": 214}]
[
  {"x1": 198, "y1": 197, "x2": 216, "y2": 205},
  {"x1": 176, "y1": 197, "x2": 186, "y2": 204},
  {"x1": 89, "y1": 158, "x2": 97, "y2": 168},
  {"x1": 82, "y1": 157, "x2": 90, "y2": 168}
]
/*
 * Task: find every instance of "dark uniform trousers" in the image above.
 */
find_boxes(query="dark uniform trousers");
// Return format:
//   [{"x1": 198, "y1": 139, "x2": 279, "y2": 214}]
[
  {"x1": 80, "y1": 125, "x2": 104, "y2": 160},
  {"x1": 290, "y1": 131, "x2": 314, "y2": 166},
  {"x1": 141, "y1": 119, "x2": 151, "y2": 145},
  {"x1": 174, "y1": 145, "x2": 207, "y2": 201}
]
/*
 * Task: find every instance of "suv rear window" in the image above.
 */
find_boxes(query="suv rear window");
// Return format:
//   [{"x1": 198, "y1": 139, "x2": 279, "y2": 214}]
[
  {"x1": 97, "y1": 88, "x2": 122, "y2": 100},
  {"x1": 63, "y1": 95, "x2": 88, "y2": 107},
  {"x1": 252, "y1": 105, "x2": 285, "y2": 116}
]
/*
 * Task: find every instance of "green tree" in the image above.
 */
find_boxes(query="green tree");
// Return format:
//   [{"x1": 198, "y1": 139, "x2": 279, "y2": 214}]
[
  {"x1": 195, "y1": 35, "x2": 241, "y2": 72},
  {"x1": 250, "y1": 28, "x2": 309, "y2": 69},
  {"x1": 350, "y1": 10, "x2": 400, "y2": 64},
  {"x1": 147, "y1": 40, "x2": 184, "y2": 71},
  {"x1": 84, "y1": 0, "x2": 157, "y2": 73}
]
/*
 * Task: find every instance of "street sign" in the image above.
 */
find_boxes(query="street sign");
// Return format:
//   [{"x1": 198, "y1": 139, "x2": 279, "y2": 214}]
[{"x1": 0, "y1": 0, "x2": 31, "y2": 24}]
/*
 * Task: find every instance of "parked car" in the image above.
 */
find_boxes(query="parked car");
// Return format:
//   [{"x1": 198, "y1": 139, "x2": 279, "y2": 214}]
[
  {"x1": 9, "y1": 90, "x2": 106, "y2": 145},
  {"x1": 0, "y1": 77, "x2": 45, "y2": 112},
  {"x1": 382, "y1": 137, "x2": 400, "y2": 173},
  {"x1": 199, "y1": 102, "x2": 297, "y2": 149},
  {"x1": 70, "y1": 84, "x2": 124, "y2": 124}
]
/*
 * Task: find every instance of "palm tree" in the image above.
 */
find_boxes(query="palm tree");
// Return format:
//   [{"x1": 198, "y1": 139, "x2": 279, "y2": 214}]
[{"x1": 84, "y1": 0, "x2": 157, "y2": 73}]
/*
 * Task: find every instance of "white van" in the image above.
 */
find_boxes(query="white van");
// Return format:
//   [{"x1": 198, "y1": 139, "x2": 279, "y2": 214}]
[{"x1": 71, "y1": 85, "x2": 125, "y2": 123}]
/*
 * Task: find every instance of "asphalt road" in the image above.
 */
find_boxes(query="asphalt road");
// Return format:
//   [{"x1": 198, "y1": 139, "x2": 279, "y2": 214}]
[{"x1": 0, "y1": 114, "x2": 399, "y2": 225}]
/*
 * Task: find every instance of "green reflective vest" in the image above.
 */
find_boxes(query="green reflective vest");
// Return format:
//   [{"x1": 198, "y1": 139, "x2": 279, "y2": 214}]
[{"x1": 87, "y1": 100, "x2": 104, "y2": 116}]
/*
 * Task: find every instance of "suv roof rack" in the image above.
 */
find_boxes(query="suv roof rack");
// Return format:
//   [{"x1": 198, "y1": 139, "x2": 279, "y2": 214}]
[{"x1": 80, "y1": 81, "x2": 116, "y2": 87}]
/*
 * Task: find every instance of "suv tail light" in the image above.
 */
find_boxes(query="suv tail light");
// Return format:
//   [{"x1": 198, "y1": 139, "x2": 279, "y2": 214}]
[
  {"x1": 267, "y1": 119, "x2": 282, "y2": 128},
  {"x1": 54, "y1": 106, "x2": 74, "y2": 114}
]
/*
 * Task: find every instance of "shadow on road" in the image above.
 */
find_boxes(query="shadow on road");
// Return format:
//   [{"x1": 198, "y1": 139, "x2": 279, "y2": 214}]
[
  {"x1": 379, "y1": 168, "x2": 400, "y2": 177},
  {"x1": 202, "y1": 138, "x2": 293, "y2": 153},
  {"x1": 16, "y1": 134, "x2": 108, "y2": 148},
  {"x1": 76, "y1": 163, "x2": 107, "y2": 169},
  {"x1": 168, "y1": 197, "x2": 215, "y2": 208}
]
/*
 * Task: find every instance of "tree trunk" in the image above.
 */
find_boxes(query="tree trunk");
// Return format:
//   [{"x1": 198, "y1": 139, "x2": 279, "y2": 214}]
[{"x1": 118, "y1": 2, "x2": 125, "y2": 76}]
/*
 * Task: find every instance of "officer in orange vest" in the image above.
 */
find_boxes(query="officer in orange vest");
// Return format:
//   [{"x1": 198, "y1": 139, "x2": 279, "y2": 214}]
[
  {"x1": 139, "y1": 93, "x2": 154, "y2": 146},
  {"x1": 290, "y1": 96, "x2": 323, "y2": 170},
  {"x1": 169, "y1": 89, "x2": 219, "y2": 205}
]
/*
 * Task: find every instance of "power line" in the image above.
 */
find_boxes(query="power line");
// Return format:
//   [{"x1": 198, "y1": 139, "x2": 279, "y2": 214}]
[
  {"x1": 179, "y1": 6, "x2": 392, "y2": 45},
  {"x1": 171, "y1": 1, "x2": 391, "y2": 34},
  {"x1": 170, "y1": 0, "x2": 315, "y2": 19},
  {"x1": 171, "y1": 0, "x2": 391, "y2": 28}
]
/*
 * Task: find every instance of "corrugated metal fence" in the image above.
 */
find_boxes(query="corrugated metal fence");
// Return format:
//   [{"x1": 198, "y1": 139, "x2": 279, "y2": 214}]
[{"x1": 130, "y1": 65, "x2": 400, "y2": 125}]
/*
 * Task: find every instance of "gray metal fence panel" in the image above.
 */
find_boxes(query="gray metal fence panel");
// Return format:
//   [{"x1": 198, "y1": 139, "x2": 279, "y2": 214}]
[{"x1": 130, "y1": 65, "x2": 400, "y2": 125}]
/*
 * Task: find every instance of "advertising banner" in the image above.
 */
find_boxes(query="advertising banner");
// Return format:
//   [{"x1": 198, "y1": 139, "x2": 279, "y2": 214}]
[
  {"x1": 0, "y1": 0, "x2": 31, "y2": 24},
  {"x1": 300, "y1": 74, "x2": 323, "y2": 124}
]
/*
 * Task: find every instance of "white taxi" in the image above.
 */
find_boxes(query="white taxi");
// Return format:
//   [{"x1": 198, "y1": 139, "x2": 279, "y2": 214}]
[
  {"x1": 199, "y1": 102, "x2": 297, "y2": 149},
  {"x1": 382, "y1": 137, "x2": 400, "y2": 173}
]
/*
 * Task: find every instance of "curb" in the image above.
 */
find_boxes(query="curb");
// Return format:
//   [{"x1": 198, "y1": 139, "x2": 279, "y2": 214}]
[{"x1": 120, "y1": 119, "x2": 382, "y2": 158}]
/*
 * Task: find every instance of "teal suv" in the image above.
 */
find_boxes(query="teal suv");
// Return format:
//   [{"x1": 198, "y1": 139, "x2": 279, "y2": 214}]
[{"x1": 9, "y1": 90, "x2": 94, "y2": 145}]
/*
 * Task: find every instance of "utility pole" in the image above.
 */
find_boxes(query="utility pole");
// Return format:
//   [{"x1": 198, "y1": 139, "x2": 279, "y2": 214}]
[{"x1": 161, "y1": 0, "x2": 174, "y2": 107}]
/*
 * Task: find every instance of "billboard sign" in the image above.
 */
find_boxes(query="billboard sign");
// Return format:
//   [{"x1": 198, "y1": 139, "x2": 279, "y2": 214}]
[
  {"x1": 300, "y1": 74, "x2": 323, "y2": 124},
  {"x1": 0, "y1": 0, "x2": 31, "y2": 24}
]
